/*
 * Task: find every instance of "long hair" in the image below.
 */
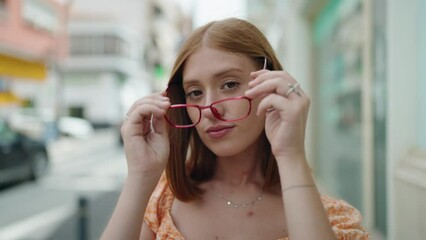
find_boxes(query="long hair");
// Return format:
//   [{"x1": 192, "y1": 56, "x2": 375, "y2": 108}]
[{"x1": 166, "y1": 18, "x2": 283, "y2": 201}]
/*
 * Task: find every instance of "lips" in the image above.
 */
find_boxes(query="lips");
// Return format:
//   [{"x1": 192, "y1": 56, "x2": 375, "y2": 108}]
[{"x1": 205, "y1": 125, "x2": 235, "y2": 138}]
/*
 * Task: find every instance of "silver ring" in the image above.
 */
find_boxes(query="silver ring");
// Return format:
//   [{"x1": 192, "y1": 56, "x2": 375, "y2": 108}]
[{"x1": 286, "y1": 83, "x2": 301, "y2": 97}]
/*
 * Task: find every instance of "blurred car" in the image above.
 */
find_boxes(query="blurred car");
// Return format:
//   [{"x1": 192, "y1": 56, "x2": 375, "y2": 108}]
[
  {"x1": 8, "y1": 108, "x2": 57, "y2": 143},
  {"x1": 0, "y1": 119, "x2": 49, "y2": 185},
  {"x1": 57, "y1": 116, "x2": 94, "y2": 139}
]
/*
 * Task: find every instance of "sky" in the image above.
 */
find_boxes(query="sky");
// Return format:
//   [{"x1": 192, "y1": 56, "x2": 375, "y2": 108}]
[{"x1": 174, "y1": 0, "x2": 247, "y2": 27}]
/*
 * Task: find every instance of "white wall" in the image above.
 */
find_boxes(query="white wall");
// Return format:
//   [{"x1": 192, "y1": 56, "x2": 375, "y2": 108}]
[
  {"x1": 63, "y1": 72, "x2": 121, "y2": 125},
  {"x1": 280, "y1": 8, "x2": 316, "y2": 169},
  {"x1": 417, "y1": 0, "x2": 426, "y2": 150},
  {"x1": 192, "y1": 0, "x2": 247, "y2": 27},
  {"x1": 386, "y1": 0, "x2": 418, "y2": 240},
  {"x1": 70, "y1": 0, "x2": 146, "y2": 34}
]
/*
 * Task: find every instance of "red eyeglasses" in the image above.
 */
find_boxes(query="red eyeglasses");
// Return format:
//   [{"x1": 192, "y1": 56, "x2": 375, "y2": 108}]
[
  {"x1": 164, "y1": 96, "x2": 252, "y2": 128},
  {"x1": 164, "y1": 57, "x2": 267, "y2": 128}
]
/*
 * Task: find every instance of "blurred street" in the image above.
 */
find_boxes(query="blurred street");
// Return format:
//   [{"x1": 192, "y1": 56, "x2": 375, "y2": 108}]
[
  {"x1": 0, "y1": 129, "x2": 126, "y2": 240},
  {"x1": 1, "y1": 0, "x2": 425, "y2": 239}
]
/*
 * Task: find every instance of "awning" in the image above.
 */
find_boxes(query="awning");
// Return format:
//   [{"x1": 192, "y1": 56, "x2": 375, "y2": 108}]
[
  {"x1": 0, "y1": 54, "x2": 46, "y2": 80},
  {"x1": 0, "y1": 92, "x2": 24, "y2": 105}
]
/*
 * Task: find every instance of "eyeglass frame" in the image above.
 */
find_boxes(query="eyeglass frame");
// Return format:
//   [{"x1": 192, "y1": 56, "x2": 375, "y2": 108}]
[
  {"x1": 164, "y1": 57, "x2": 268, "y2": 128},
  {"x1": 164, "y1": 96, "x2": 253, "y2": 128}
]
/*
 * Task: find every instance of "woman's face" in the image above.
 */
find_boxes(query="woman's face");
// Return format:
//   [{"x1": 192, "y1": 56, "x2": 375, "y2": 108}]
[{"x1": 182, "y1": 46, "x2": 265, "y2": 157}]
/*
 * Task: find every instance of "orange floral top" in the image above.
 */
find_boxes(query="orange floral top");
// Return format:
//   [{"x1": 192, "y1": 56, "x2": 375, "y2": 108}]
[{"x1": 144, "y1": 174, "x2": 370, "y2": 240}]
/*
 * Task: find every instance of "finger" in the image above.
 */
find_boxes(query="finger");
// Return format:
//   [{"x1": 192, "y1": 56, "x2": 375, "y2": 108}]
[
  {"x1": 257, "y1": 93, "x2": 309, "y2": 119},
  {"x1": 250, "y1": 69, "x2": 270, "y2": 78},
  {"x1": 245, "y1": 77, "x2": 289, "y2": 99},
  {"x1": 256, "y1": 94, "x2": 291, "y2": 116},
  {"x1": 127, "y1": 104, "x2": 168, "y2": 124},
  {"x1": 127, "y1": 98, "x2": 170, "y2": 120},
  {"x1": 126, "y1": 94, "x2": 169, "y2": 116},
  {"x1": 249, "y1": 71, "x2": 286, "y2": 87},
  {"x1": 285, "y1": 83, "x2": 307, "y2": 99},
  {"x1": 124, "y1": 106, "x2": 169, "y2": 137},
  {"x1": 249, "y1": 71, "x2": 299, "y2": 90},
  {"x1": 152, "y1": 115, "x2": 168, "y2": 135},
  {"x1": 127, "y1": 97, "x2": 170, "y2": 117}
]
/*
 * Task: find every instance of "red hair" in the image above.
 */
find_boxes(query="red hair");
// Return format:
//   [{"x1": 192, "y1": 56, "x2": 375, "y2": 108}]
[{"x1": 166, "y1": 18, "x2": 283, "y2": 201}]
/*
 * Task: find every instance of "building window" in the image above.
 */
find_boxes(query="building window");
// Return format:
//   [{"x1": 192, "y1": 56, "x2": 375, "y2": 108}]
[
  {"x1": 22, "y1": 0, "x2": 59, "y2": 33},
  {"x1": 70, "y1": 34, "x2": 131, "y2": 58}
]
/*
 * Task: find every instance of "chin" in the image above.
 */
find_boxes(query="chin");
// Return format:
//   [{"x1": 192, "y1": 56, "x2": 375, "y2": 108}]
[
  {"x1": 203, "y1": 140, "x2": 249, "y2": 158},
  {"x1": 198, "y1": 125, "x2": 265, "y2": 158}
]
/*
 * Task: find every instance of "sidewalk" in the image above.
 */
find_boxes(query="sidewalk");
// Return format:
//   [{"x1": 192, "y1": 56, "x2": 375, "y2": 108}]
[
  {"x1": 47, "y1": 128, "x2": 120, "y2": 164},
  {"x1": 0, "y1": 128, "x2": 124, "y2": 240}
]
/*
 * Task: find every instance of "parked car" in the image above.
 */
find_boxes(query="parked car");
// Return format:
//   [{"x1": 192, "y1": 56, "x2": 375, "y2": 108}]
[
  {"x1": 57, "y1": 116, "x2": 94, "y2": 139},
  {"x1": 0, "y1": 119, "x2": 49, "y2": 185},
  {"x1": 8, "y1": 107, "x2": 57, "y2": 143}
]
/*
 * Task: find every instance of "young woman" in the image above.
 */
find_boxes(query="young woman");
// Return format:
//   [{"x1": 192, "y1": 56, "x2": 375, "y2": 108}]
[{"x1": 101, "y1": 18, "x2": 369, "y2": 240}]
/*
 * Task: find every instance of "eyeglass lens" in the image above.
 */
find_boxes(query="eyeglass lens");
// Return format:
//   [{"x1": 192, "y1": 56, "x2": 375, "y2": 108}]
[{"x1": 167, "y1": 98, "x2": 251, "y2": 127}]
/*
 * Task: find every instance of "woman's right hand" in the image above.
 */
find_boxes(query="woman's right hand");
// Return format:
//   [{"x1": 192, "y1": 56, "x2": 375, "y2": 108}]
[{"x1": 121, "y1": 92, "x2": 171, "y2": 176}]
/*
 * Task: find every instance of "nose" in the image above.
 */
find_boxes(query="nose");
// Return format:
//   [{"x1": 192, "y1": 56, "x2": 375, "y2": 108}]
[
  {"x1": 201, "y1": 104, "x2": 224, "y2": 120},
  {"x1": 200, "y1": 96, "x2": 224, "y2": 121}
]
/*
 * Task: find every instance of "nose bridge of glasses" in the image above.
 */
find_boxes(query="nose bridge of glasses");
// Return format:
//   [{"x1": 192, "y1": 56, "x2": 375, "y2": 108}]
[
  {"x1": 166, "y1": 97, "x2": 250, "y2": 127},
  {"x1": 197, "y1": 92, "x2": 222, "y2": 112},
  {"x1": 198, "y1": 103, "x2": 222, "y2": 119}
]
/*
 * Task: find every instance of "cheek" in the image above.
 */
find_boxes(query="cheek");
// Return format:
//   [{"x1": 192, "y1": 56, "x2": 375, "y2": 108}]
[
  {"x1": 249, "y1": 98, "x2": 262, "y2": 117},
  {"x1": 240, "y1": 100, "x2": 265, "y2": 131},
  {"x1": 246, "y1": 101, "x2": 265, "y2": 129},
  {"x1": 186, "y1": 107, "x2": 200, "y2": 124},
  {"x1": 245, "y1": 114, "x2": 265, "y2": 131}
]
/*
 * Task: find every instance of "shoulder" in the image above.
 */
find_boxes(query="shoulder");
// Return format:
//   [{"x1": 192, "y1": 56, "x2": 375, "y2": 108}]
[
  {"x1": 321, "y1": 195, "x2": 361, "y2": 218},
  {"x1": 321, "y1": 195, "x2": 370, "y2": 240}
]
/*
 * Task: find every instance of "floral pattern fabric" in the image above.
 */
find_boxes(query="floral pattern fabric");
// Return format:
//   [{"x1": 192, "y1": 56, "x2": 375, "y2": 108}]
[{"x1": 144, "y1": 174, "x2": 370, "y2": 240}]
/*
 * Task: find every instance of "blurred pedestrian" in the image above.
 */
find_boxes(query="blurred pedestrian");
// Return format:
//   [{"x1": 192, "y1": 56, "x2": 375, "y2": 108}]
[{"x1": 101, "y1": 18, "x2": 369, "y2": 240}]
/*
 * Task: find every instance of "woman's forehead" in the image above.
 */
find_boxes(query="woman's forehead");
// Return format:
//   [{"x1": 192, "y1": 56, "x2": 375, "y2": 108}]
[{"x1": 182, "y1": 47, "x2": 256, "y2": 82}]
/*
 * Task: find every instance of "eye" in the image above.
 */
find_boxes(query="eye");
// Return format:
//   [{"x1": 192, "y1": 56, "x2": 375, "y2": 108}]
[
  {"x1": 185, "y1": 89, "x2": 203, "y2": 98},
  {"x1": 222, "y1": 80, "x2": 240, "y2": 90}
]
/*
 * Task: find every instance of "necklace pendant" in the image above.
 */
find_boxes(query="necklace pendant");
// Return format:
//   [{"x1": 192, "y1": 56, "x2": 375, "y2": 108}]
[{"x1": 211, "y1": 184, "x2": 264, "y2": 209}]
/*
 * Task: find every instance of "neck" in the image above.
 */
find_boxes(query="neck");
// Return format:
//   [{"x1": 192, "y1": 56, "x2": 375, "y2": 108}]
[{"x1": 214, "y1": 138, "x2": 265, "y2": 187}]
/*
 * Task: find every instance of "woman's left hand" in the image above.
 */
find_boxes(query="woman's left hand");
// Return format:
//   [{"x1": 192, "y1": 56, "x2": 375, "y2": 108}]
[{"x1": 245, "y1": 69, "x2": 310, "y2": 160}]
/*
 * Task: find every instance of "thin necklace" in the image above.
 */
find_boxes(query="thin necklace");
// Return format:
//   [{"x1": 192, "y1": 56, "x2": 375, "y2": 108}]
[{"x1": 210, "y1": 184, "x2": 264, "y2": 208}]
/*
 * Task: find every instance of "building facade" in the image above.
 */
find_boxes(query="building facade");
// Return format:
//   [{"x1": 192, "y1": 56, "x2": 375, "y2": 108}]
[
  {"x1": 0, "y1": 0, "x2": 68, "y2": 126},
  {"x1": 279, "y1": 0, "x2": 426, "y2": 239},
  {"x1": 60, "y1": 20, "x2": 147, "y2": 127},
  {"x1": 59, "y1": 0, "x2": 151, "y2": 127},
  {"x1": 142, "y1": 0, "x2": 189, "y2": 91}
]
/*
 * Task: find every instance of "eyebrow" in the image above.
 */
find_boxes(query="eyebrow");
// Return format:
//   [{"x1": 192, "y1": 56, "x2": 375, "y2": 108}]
[{"x1": 183, "y1": 67, "x2": 245, "y2": 87}]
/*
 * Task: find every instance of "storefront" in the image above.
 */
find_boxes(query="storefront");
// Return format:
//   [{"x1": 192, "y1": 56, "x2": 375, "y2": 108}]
[
  {"x1": 0, "y1": 0, "x2": 68, "y2": 142},
  {"x1": 0, "y1": 53, "x2": 47, "y2": 117},
  {"x1": 388, "y1": 0, "x2": 426, "y2": 239},
  {"x1": 284, "y1": 0, "x2": 426, "y2": 238},
  {"x1": 283, "y1": 0, "x2": 386, "y2": 238},
  {"x1": 0, "y1": 54, "x2": 46, "y2": 80},
  {"x1": 0, "y1": 53, "x2": 47, "y2": 111}
]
